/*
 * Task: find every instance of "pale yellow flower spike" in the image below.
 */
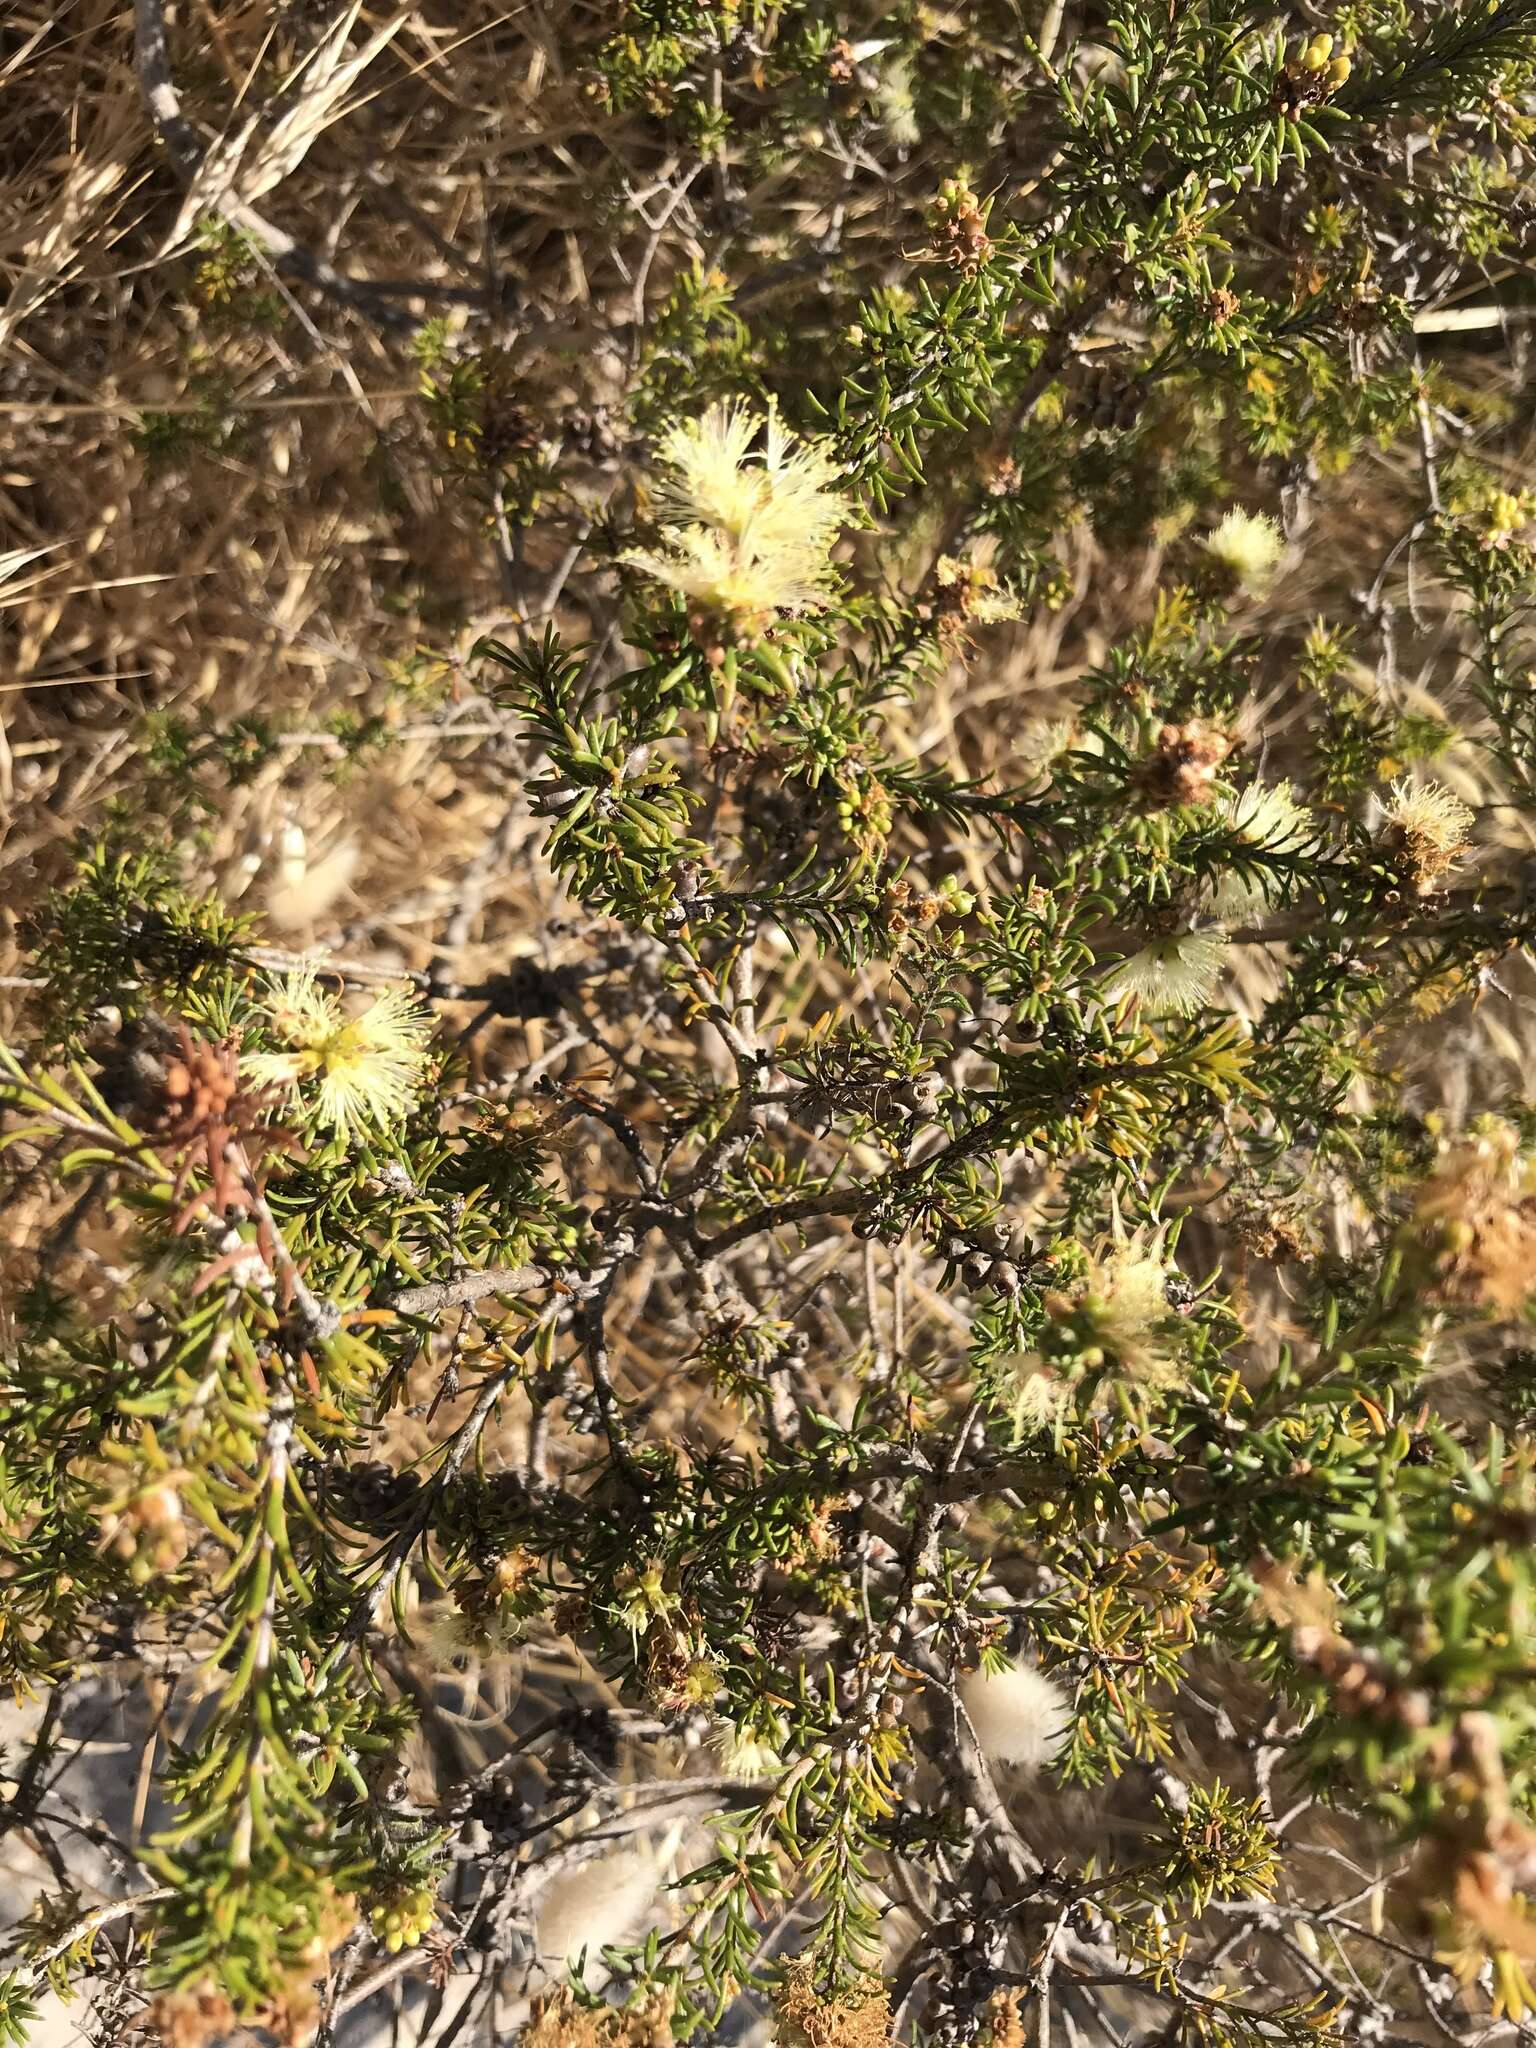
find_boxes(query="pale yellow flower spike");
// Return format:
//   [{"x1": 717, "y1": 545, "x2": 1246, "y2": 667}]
[
  {"x1": 245, "y1": 969, "x2": 431, "y2": 1134},
  {"x1": 1210, "y1": 779, "x2": 1314, "y2": 921},
  {"x1": 1384, "y1": 777, "x2": 1475, "y2": 890},
  {"x1": 627, "y1": 399, "x2": 849, "y2": 625},
  {"x1": 1077, "y1": 1228, "x2": 1184, "y2": 1388},
  {"x1": 1103, "y1": 929, "x2": 1229, "y2": 1017},
  {"x1": 1202, "y1": 507, "x2": 1285, "y2": 592}
]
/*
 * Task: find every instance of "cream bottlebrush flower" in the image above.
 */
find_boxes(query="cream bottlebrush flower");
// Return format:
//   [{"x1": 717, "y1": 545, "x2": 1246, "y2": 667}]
[
  {"x1": 534, "y1": 1844, "x2": 663, "y2": 1984},
  {"x1": 244, "y1": 969, "x2": 431, "y2": 1133},
  {"x1": 414, "y1": 1596, "x2": 523, "y2": 1667},
  {"x1": 625, "y1": 400, "x2": 848, "y2": 624},
  {"x1": 1008, "y1": 1356, "x2": 1067, "y2": 1434},
  {"x1": 1103, "y1": 928, "x2": 1228, "y2": 1017},
  {"x1": 1383, "y1": 778, "x2": 1475, "y2": 890},
  {"x1": 1209, "y1": 779, "x2": 1314, "y2": 921},
  {"x1": 959, "y1": 1657, "x2": 1073, "y2": 1771},
  {"x1": 1202, "y1": 507, "x2": 1285, "y2": 592},
  {"x1": 933, "y1": 544, "x2": 1023, "y2": 639},
  {"x1": 875, "y1": 55, "x2": 920, "y2": 146},
  {"x1": 1054, "y1": 1226, "x2": 1186, "y2": 1389},
  {"x1": 711, "y1": 1718, "x2": 787, "y2": 1781},
  {"x1": 1016, "y1": 715, "x2": 1080, "y2": 786}
]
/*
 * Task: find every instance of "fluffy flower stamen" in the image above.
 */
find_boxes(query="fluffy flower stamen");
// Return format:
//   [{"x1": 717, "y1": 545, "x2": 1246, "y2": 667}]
[
  {"x1": 1104, "y1": 928, "x2": 1229, "y2": 1017},
  {"x1": 1202, "y1": 507, "x2": 1285, "y2": 591},
  {"x1": 1383, "y1": 778, "x2": 1475, "y2": 891},
  {"x1": 1210, "y1": 779, "x2": 1315, "y2": 921},
  {"x1": 626, "y1": 400, "x2": 848, "y2": 627},
  {"x1": 1016, "y1": 1224, "x2": 1191, "y2": 1398},
  {"x1": 244, "y1": 969, "x2": 431, "y2": 1134},
  {"x1": 959, "y1": 1656, "x2": 1073, "y2": 1771},
  {"x1": 1403, "y1": 1121, "x2": 1536, "y2": 1316}
]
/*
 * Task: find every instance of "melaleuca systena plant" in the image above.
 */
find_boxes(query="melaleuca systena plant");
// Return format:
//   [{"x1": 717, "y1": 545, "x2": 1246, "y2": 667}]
[{"x1": 7, "y1": 3, "x2": 1536, "y2": 2047}]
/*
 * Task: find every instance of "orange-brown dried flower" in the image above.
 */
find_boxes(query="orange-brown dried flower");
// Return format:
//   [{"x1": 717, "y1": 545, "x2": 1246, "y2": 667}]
[
  {"x1": 145, "y1": 1987, "x2": 239, "y2": 2048},
  {"x1": 983, "y1": 1990, "x2": 1027, "y2": 2048},
  {"x1": 774, "y1": 1962, "x2": 891, "y2": 2048},
  {"x1": 931, "y1": 178, "x2": 993, "y2": 276},
  {"x1": 1252, "y1": 1559, "x2": 1433, "y2": 1732},
  {"x1": 141, "y1": 1023, "x2": 287, "y2": 1223},
  {"x1": 826, "y1": 37, "x2": 857, "y2": 85},
  {"x1": 1139, "y1": 719, "x2": 1233, "y2": 807},
  {"x1": 524, "y1": 1988, "x2": 675, "y2": 2048},
  {"x1": 1231, "y1": 1200, "x2": 1310, "y2": 1265},
  {"x1": 100, "y1": 1480, "x2": 190, "y2": 1585}
]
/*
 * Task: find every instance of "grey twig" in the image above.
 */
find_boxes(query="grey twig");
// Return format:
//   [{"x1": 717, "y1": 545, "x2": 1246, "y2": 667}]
[{"x1": 388, "y1": 1266, "x2": 547, "y2": 1316}]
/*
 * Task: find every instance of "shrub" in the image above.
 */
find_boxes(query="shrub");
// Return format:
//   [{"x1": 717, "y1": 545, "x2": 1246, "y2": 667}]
[{"x1": 6, "y1": 4, "x2": 1536, "y2": 2047}]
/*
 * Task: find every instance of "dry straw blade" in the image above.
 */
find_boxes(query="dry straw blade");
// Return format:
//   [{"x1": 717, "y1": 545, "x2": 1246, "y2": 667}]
[{"x1": 160, "y1": 2, "x2": 417, "y2": 251}]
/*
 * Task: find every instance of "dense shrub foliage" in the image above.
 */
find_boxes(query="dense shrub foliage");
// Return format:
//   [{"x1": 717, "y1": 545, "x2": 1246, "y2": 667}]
[{"x1": 7, "y1": 5, "x2": 1536, "y2": 2048}]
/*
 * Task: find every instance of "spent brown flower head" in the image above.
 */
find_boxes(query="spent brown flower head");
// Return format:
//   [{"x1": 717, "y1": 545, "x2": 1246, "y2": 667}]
[
  {"x1": 1140, "y1": 718, "x2": 1233, "y2": 806},
  {"x1": 1403, "y1": 1122, "x2": 1536, "y2": 1316},
  {"x1": 774, "y1": 1964, "x2": 892, "y2": 2048},
  {"x1": 931, "y1": 177, "x2": 993, "y2": 275},
  {"x1": 524, "y1": 1989, "x2": 675, "y2": 2048}
]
